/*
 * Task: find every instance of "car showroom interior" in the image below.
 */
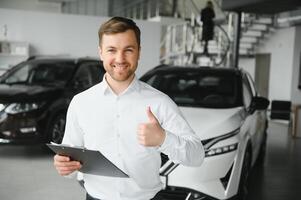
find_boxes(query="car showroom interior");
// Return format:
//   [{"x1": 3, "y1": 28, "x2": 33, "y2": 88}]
[{"x1": 0, "y1": 0, "x2": 301, "y2": 200}]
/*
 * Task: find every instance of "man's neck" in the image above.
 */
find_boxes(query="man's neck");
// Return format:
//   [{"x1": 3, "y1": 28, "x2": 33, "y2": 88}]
[{"x1": 105, "y1": 74, "x2": 135, "y2": 95}]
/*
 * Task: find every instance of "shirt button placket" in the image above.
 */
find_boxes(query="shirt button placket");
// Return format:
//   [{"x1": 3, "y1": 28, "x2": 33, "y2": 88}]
[{"x1": 116, "y1": 96, "x2": 121, "y2": 158}]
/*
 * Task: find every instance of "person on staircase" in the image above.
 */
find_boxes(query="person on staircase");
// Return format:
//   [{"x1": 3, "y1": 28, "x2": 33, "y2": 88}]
[{"x1": 200, "y1": 1, "x2": 215, "y2": 55}]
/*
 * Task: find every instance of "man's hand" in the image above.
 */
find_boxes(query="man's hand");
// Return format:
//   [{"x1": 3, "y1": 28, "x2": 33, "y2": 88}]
[
  {"x1": 53, "y1": 154, "x2": 82, "y2": 176},
  {"x1": 137, "y1": 107, "x2": 166, "y2": 147}
]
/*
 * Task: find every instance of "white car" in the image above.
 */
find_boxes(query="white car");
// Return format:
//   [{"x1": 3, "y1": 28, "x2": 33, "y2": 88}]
[{"x1": 140, "y1": 65, "x2": 270, "y2": 200}]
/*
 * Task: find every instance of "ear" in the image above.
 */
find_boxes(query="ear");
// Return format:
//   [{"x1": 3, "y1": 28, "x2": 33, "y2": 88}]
[{"x1": 98, "y1": 46, "x2": 103, "y2": 61}]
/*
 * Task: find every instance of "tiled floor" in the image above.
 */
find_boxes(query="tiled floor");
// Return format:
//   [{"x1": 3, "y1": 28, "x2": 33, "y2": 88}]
[
  {"x1": 247, "y1": 120, "x2": 301, "y2": 200},
  {"x1": 0, "y1": 120, "x2": 300, "y2": 200},
  {"x1": 0, "y1": 145, "x2": 85, "y2": 200}
]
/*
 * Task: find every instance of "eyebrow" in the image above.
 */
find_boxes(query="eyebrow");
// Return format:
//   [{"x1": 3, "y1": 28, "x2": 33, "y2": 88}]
[
  {"x1": 105, "y1": 45, "x2": 136, "y2": 49},
  {"x1": 124, "y1": 45, "x2": 136, "y2": 49}
]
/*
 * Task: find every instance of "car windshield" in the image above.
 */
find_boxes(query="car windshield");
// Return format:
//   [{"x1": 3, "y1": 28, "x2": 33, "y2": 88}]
[
  {"x1": 144, "y1": 69, "x2": 242, "y2": 108},
  {"x1": 0, "y1": 61, "x2": 75, "y2": 86}
]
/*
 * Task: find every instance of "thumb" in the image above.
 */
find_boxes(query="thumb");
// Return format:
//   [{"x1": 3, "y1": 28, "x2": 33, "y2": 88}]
[{"x1": 146, "y1": 106, "x2": 159, "y2": 124}]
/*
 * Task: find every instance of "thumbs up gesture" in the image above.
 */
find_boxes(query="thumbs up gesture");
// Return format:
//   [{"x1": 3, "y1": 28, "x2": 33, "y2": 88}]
[{"x1": 137, "y1": 107, "x2": 166, "y2": 147}]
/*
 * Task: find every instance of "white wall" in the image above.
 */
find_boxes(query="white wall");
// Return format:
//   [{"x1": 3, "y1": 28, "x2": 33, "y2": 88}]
[
  {"x1": 291, "y1": 25, "x2": 301, "y2": 105},
  {"x1": 0, "y1": 8, "x2": 161, "y2": 77},
  {"x1": 0, "y1": 0, "x2": 61, "y2": 13},
  {"x1": 239, "y1": 27, "x2": 295, "y2": 102},
  {"x1": 239, "y1": 57, "x2": 255, "y2": 78},
  {"x1": 258, "y1": 27, "x2": 295, "y2": 101}
]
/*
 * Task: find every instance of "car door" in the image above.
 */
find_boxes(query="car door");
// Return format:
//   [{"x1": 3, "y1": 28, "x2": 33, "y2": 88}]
[
  {"x1": 242, "y1": 73, "x2": 264, "y2": 162},
  {"x1": 245, "y1": 73, "x2": 267, "y2": 160}
]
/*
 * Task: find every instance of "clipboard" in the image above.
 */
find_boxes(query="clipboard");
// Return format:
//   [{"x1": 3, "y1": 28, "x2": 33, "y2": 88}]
[{"x1": 47, "y1": 143, "x2": 129, "y2": 178}]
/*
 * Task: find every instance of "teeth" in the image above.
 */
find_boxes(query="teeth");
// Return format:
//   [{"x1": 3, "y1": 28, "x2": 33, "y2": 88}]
[{"x1": 114, "y1": 64, "x2": 127, "y2": 68}]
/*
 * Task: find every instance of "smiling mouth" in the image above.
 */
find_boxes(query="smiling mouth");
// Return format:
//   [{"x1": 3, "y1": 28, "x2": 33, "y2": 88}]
[{"x1": 113, "y1": 64, "x2": 128, "y2": 70}]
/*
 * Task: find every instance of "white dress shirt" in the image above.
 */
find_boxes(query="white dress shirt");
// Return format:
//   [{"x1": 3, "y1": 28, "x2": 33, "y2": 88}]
[{"x1": 62, "y1": 74, "x2": 204, "y2": 200}]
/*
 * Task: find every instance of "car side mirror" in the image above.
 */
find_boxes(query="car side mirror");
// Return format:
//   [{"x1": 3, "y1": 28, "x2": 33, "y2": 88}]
[{"x1": 249, "y1": 96, "x2": 270, "y2": 113}]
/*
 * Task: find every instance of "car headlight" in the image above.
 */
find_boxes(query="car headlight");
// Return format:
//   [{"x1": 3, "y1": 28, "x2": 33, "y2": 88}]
[
  {"x1": 205, "y1": 143, "x2": 238, "y2": 157},
  {"x1": 0, "y1": 104, "x2": 5, "y2": 112},
  {"x1": 5, "y1": 102, "x2": 45, "y2": 114},
  {"x1": 202, "y1": 128, "x2": 240, "y2": 157}
]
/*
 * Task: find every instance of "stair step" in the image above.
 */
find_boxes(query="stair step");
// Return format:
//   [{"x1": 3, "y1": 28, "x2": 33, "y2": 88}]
[
  {"x1": 249, "y1": 24, "x2": 269, "y2": 31},
  {"x1": 240, "y1": 43, "x2": 253, "y2": 48},
  {"x1": 242, "y1": 23, "x2": 268, "y2": 31},
  {"x1": 241, "y1": 35, "x2": 257, "y2": 42},
  {"x1": 254, "y1": 17, "x2": 273, "y2": 25},
  {"x1": 242, "y1": 30, "x2": 262, "y2": 37}
]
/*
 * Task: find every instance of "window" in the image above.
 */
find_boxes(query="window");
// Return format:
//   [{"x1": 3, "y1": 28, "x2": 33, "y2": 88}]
[
  {"x1": 2, "y1": 61, "x2": 75, "y2": 86},
  {"x1": 242, "y1": 75, "x2": 253, "y2": 108},
  {"x1": 245, "y1": 73, "x2": 257, "y2": 96},
  {"x1": 73, "y1": 62, "x2": 104, "y2": 90},
  {"x1": 4, "y1": 63, "x2": 30, "y2": 84},
  {"x1": 29, "y1": 63, "x2": 74, "y2": 85},
  {"x1": 144, "y1": 70, "x2": 242, "y2": 108}
]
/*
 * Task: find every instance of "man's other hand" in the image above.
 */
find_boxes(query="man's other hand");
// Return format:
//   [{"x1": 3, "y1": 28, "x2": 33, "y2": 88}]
[
  {"x1": 137, "y1": 107, "x2": 166, "y2": 147},
  {"x1": 53, "y1": 154, "x2": 82, "y2": 176}
]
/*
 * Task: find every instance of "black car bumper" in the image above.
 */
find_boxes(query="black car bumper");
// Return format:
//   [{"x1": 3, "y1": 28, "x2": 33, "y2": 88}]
[
  {"x1": 160, "y1": 186, "x2": 217, "y2": 200},
  {"x1": 0, "y1": 111, "x2": 46, "y2": 144}
]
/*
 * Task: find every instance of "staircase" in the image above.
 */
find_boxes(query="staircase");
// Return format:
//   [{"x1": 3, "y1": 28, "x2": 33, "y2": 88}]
[
  {"x1": 160, "y1": 21, "x2": 230, "y2": 66},
  {"x1": 112, "y1": 0, "x2": 276, "y2": 67},
  {"x1": 240, "y1": 14, "x2": 275, "y2": 56}
]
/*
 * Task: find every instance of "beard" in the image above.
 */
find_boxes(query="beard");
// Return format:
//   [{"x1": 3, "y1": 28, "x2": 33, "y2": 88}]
[{"x1": 105, "y1": 63, "x2": 137, "y2": 82}]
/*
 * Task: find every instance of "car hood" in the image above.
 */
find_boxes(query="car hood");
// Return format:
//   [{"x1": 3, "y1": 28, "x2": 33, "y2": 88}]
[
  {"x1": 179, "y1": 106, "x2": 246, "y2": 140},
  {"x1": 0, "y1": 84, "x2": 63, "y2": 103}
]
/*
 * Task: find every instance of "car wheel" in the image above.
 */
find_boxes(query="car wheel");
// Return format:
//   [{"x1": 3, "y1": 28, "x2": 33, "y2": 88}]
[
  {"x1": 48, "y1": 113, "x2": 66, "y2": 144},
  {"x1": 236, "y1": 148, "x2": 251, "y2": 200}
]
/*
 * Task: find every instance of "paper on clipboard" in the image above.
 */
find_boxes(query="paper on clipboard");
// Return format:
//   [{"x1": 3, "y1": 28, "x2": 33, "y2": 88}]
[{"x1": 47, "y1": 143, "x2": 129, "y2": 178}]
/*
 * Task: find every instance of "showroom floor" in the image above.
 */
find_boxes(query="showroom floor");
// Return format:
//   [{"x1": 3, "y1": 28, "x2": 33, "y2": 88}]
[
  {"x1": 247, "y1": 120, "x2": 301, "y2": 200},
  {"x1": 0, "y1": 145, "x2": 85, "y2": 200},
  {"x1": 0, "y1": 120, "x2": 300, "y2": 200}
]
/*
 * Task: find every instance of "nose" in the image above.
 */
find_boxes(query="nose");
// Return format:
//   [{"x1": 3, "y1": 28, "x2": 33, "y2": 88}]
[{"x1": 115, "y1": 51, "x2": 125, "y2": 63}]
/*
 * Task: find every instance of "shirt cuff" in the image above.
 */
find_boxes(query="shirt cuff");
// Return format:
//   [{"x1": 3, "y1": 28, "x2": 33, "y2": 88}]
[
  {"x1": 159, "y1": 130, "x2": 175, "y2": 151},
  {"x1": 63, "y1": 170, "x2": 78, "y2": 179}
]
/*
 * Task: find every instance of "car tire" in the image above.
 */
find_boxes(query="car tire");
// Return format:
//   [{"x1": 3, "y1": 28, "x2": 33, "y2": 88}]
[
  {"x1": 234, "y1": 147, "x2": 251, "y2": 200},
  {"x1": 47, "y1": 113, "x2": 66, "y2": 144}
]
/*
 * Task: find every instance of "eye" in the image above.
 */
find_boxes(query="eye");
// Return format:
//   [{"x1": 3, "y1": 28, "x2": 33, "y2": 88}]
[
  {"x1": 107, "y1": 49, "x2": 116, "y2": 53},
  {"x1": 125, "y1": 48, "x2": 134, "y2": 53}
]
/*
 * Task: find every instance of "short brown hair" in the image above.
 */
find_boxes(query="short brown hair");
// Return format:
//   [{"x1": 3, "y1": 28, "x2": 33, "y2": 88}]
[{"x1": 98, "y1": 16, "x2": 141, "y2": 47}]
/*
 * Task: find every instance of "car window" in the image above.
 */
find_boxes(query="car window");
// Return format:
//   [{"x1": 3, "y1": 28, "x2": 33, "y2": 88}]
[
  {"x1": 242, "y1": 75, "x2": 253, "y2": 108},
  {"x1": 143, "y1": 70, "x2": 242, "y2": 108},
  {"x1": 4, "y1": 63, "x2": 30, "y2": 84},
  {"x1": 73, "y1": 62, "x2": 104, "y2": 90},
  {"x1": 2, "y1": 61, "x2": 75, "y2": 86},
  {"x1": 29, "y1": 63, "x2": 74, "y2": 85},
  {"x1": 245, "y1": 72, "x2": 257, "y2": 96}
]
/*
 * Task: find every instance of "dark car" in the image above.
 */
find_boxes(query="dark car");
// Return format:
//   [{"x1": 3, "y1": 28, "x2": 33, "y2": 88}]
[{"x1": 0, "y1": 57, "x2": 105, "y2": 144}]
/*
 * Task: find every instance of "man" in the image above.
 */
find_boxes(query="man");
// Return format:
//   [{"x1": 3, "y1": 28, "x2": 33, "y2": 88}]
[
  {"x1": 200, "y1": 1, "x2": 215, "y2": 55},
  {"x1": 53, "y1": 16, "x2": 204, "y2": 200}
]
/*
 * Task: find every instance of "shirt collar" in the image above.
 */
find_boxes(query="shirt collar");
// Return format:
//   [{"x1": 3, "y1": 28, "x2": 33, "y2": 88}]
[{"x1": 100, "y1": 73, "x2": 140, "y2": 96}]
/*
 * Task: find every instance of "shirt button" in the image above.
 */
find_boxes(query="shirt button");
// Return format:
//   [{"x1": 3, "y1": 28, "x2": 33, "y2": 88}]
[
  {"x1": 116, "y1": 114, "x2": 120, "y2": 118},
  {"x1": 118, "y1": 153, "x2": 121, "y2": 157},
  {"x1": 117, "y1": 133, "x2": 120, "y2": 138}
]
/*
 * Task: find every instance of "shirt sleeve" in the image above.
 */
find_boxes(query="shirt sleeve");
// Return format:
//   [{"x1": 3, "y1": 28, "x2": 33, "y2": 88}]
[
  {"x1": 61, "y1": 96, "x2": 85, "y2": 179},
  {"x1": 62, "y1": 96, "x2": 85, "y2": 147},
  {"x1": 157, "y1": 96, "x2": 205, "y2": 167}
]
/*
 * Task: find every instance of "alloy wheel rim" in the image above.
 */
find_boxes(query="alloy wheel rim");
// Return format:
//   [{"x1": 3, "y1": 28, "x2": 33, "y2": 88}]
[{"x1": 51, "y1": 117, "x2": 65, "y2": 143}]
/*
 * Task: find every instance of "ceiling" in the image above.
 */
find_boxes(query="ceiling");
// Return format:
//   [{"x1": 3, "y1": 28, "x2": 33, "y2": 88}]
[{"x1": 221, "y1": 0, "x2": 301, "y2": 14}]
